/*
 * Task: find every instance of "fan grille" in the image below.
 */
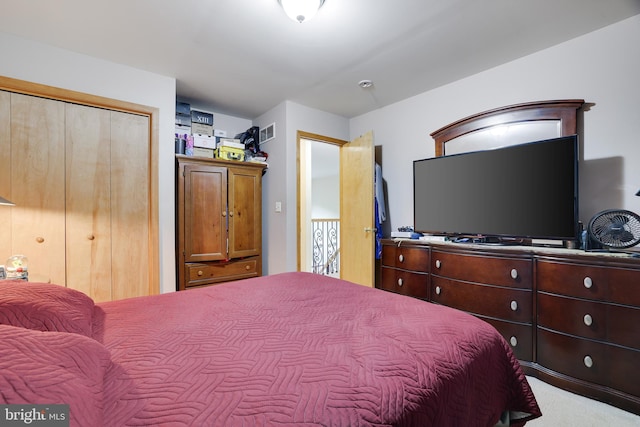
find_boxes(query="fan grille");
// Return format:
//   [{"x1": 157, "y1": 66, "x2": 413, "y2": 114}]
[{"x1": 588, "y1": 209, "x2": 640, "y2": 249}]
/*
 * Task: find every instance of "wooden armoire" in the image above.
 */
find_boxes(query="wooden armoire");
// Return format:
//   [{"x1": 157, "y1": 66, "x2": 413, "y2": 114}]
[
  {"x1": 175, "y1": 155, "x2": 265, "y2": 290},
  {"x1": 0, "y1": 77, "x2": 159, "y2": 302}
]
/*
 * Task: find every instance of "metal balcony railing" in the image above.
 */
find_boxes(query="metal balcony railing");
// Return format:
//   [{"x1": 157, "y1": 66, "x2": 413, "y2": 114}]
[{"x1": 311, "y1": 218, "x2": 339, "y2": 277}]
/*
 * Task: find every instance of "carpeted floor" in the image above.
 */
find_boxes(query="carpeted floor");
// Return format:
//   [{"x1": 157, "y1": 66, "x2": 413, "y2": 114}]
[{"x1": 526, "y1": 376, "x2": 640, "y2": 426}]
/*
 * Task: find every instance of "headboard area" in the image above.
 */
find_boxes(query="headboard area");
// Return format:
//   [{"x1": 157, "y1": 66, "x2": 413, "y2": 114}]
[{"x1": 430, "y1": 99, "x2": 585, "y2": 156}]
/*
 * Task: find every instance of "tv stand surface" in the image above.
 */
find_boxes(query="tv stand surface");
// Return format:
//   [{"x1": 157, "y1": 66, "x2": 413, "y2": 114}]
[{"x1": 380, "y1": 238, "x2": 640, "y2": 415}]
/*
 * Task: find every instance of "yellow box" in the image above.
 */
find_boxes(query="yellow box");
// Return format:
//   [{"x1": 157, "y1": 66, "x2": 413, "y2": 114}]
[{"x1": 215, "y1": 146, "x2": 245, "y2": 161}]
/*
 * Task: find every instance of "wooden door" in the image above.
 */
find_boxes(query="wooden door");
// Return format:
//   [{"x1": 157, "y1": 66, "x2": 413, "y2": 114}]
[
  {"x1": 0, "y1": 91, "x2": 11, "y2": 261},
  {"x1": 110, "y1": 111, "x2": 151, "y2": 299},
  {"x1": 65, "y1": 103, "x2": 112, "y2": 301},
  {"x1": 228, "y1": 165, "x2": 262, "y2": 259},
  {"x1": 10, "y1": 93, "x2": 66, "y2": 284},
  {"x1": 183, "y1": 163, "x2": 227, "y2": 262},
  {"x1": 340, "y1": 131, "x2": 375, "y2": 287}
]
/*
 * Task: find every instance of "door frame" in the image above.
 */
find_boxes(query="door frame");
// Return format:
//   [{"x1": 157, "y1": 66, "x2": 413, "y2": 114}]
[{"x1": 296, "y1": 131, "x2": 347, "y2": 272}]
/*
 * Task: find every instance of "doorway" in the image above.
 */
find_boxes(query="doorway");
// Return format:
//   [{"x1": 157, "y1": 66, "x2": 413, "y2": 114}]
[
  {"x1": 298, "y1": 132, "x2": 345, "y2": 276},
  {"x1": 297, "y1": 130, "x2": 376, "y2": 287}
]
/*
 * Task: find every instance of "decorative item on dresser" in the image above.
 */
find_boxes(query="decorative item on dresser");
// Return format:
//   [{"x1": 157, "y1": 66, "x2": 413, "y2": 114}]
[
  {"x1": 175, "y1": 155, "x2": 266, "y2": 290},
  {"x1": 379, "y1": 239, "x2": 640, "y2": 415}
]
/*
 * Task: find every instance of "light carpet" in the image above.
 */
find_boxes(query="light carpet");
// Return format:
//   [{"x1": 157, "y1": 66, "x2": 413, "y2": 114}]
[{"x1": 526, "y1": 376, "x2": 639, "y2": 426}]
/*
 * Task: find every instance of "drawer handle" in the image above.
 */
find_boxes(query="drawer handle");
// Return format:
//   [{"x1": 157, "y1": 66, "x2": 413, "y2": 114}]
[
  {"x1": 397, "y1": 278, "x2": 403, "y2": 287},
  {"x1": 87, "y1": 234, "x2": 95, "y2": 240},
  {"x1": 435, "y1": 260, "x2": 441, "y2": 269},
  {"x1": 583, "y1": 314, "x2": 593, "y2": 326},
  {"x1": 36, "y1": 237, "x2": 45, "y2": 243},
  {"x1": 510, "y1": 336, "x2": 518, "y2": 347},
  {"x1": 435, "y1": 286, "x2": 441, "y2": 295},
  {"x1": 197, "y1": 270, "x2": 204, "y2": 276},
  {"x1": 510, "y1": 300, "x2": 518, "y2": 311},
  {"x1": 583, "y1": 276, "x2": 593, "y2": 289},
  {"x1": 510, "y1": 268, "x2": 518, "y2": 279},
  {"x1": 584, "y1": 355, "x2": 594, "y2": 368},
  {"x1": 398, "y1": 254, "x2": 404, "y2": 263},
  {"x1": 245, "y1": 265, "x2": 251, "y2": 270}
]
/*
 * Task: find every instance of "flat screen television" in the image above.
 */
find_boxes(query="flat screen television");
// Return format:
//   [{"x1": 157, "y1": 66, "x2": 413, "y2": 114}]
[{"x1": 413, "y1": 135, "x2": 579, "y2": 242}]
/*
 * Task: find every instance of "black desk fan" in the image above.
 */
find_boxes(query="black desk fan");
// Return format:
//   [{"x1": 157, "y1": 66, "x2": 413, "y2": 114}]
[{"x1": 587, "y1": 209, "x2": 640, "y2": 250}]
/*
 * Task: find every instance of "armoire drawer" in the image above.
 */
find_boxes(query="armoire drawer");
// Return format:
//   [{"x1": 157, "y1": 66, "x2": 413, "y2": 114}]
[
  {"x1": 380, "y1": 266, "x2": 429, "y2": 299},
  {"x1": 537, "y1": 259, "x2": 640, "y2": 306},
  {"x1": 537, "y1": 328, "x2": 640, "y2": 398},
  {"x1": 381, "y1": 244, "x2": 429, "y2": 272},
  {"x1": 186, "y1": 258, "x2": 259, "y2": 287},
  {"x1": 431, "y1": 250, "x2": 532, "y2": 289},
  {"x1": 431, "y1": 277, "x2": 532, "y2": 323}
]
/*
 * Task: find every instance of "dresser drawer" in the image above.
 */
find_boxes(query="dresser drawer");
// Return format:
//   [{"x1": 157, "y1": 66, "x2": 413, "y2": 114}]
[
  {"x1": 483, "y1": 317, "x2": 533, "y2": 362},
  {"x1": 537, "y1": 259, "x2": 640, "y2": 306},
  {"x1": 537, "y1": 328, "x2": 640, "y2": 398},
  {"x1": 185, "y1": 258, "x2": 259, "y2": 287},
  {"x1": 431, "y1": 250, "x2": 532, "y2": 289},
  {"x1": 380, "y1": 266, "x2": 429, "y2": 299},
  {"x1": 538, "y1": 292, "x2": 640, "y2": 349},
  {"x1": 431, "y1": 277, "x2": 532, "y2": 323},
  {"x1": 537, "y1": 293, "x2": 607, "y2": 341},
  {"x1": 381, "y1": 244, "x2": 429, "y2": 272}
]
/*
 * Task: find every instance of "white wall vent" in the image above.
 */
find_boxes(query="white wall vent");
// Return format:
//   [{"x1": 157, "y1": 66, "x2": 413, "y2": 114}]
[{"x1": 260, "y1": 123, "x2": 275, "y2": 144}]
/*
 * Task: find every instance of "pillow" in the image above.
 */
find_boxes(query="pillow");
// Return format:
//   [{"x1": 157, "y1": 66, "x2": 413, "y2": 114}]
[
  {"x1": 0, "y1": 281, "x2": 95, "y2": 338},
  {"x1": 0, "y1": 324, "x2": 112, "y2": 426}
]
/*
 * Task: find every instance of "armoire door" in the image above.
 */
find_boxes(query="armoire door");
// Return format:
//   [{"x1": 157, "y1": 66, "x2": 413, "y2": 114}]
[
  {"x1": 228, "y1": 166, "x2": 262, "y2": 259},
  {"x1": 183, "y1": 163, "x2": 228, "y2": 262}
]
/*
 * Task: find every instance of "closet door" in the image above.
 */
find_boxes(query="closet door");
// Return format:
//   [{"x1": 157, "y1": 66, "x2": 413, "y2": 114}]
[
  {"x1": 10, "y1": 93, "x2": 66, "y2": 285},
  {"x1": 110, "y1": 111, "x2": 150, "y2": 299},
  {"x1": 65, "y1": 103, "x2": 112, "y2": 301},
  {"x1": 0, "y1": 91, "x2": 10, "y2": 260}
]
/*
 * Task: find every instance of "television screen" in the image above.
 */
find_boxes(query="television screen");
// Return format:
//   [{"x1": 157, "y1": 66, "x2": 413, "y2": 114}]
[{"x1": 413, "y1": 135, "x2": 579, "y2": 241}]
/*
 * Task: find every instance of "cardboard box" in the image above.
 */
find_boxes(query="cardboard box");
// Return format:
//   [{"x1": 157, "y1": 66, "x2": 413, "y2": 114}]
[
  {"x1": 191, "y1": 110, "x2": 214, "y2": 126},
  {"x1": 193, "y1": 134, "x2": 216, "y2": 150},
  {"x1": 218, "y1": 138, "x2": 244, "y2": 150},
  {"x1": 175, "y1": 114, "x2": 191, "y2": 127},
  {"x1": 214, "y1": 129, "x2": 227, "y2": 137},
  {"x1": 215, "y1": 146, "x2": 244, "y2": 161},
  {"x1": 193, "y1": 147, "x2": 214, "y2": 158},
  {"x1": 176, "y1": 102, "x2": 190, "y2": 116},
  {"x1": 191, "y1": 123, "x2": 213, "y2": 137}
]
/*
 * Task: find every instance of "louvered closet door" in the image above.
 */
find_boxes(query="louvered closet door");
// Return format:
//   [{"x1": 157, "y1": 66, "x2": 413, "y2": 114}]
[
  {"x1": 10, "y1": 93, "x2": 66, "y2": 285},
  {"x1": 65, "y1": 103, "x2": 112, "y2": 301}
]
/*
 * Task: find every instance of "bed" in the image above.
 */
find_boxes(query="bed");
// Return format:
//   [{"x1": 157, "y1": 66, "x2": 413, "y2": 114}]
[{"x1": 0, "y1": 272, "x2": 540, "y2": 426}]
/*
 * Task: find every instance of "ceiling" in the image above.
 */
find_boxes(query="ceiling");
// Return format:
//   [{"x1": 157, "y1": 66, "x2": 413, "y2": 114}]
[{"x1": 1, "y1": 0, "x2": 638, "y2": 119}]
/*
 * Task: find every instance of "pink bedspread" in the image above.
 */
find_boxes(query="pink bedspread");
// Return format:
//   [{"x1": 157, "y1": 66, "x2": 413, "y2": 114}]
[{"x1": 96, "y1": 272, "x2": 540, "y2": 426}]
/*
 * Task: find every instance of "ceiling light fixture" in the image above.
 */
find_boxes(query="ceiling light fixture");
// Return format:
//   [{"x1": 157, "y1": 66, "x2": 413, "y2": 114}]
[
  {"x1": 278, "y1": 0, "x2": 325, "y2": 23},
  {"x1": 358, "y1": 80, "x2": 374, "y2": 89}
]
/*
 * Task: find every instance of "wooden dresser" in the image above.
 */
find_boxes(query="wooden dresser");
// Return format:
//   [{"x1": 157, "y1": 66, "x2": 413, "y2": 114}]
[{"x1": 380, "y1": 238, "x2": 640, "y2": 415}]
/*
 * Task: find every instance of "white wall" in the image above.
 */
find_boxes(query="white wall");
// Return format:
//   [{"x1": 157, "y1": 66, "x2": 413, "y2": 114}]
[
  {"x1": 0, "y1": 31, "x2": 178, "y2": 294},
  {"x1": 350, "y1": 15, "x2": 640, "y2": 233},
  {"x1": 312, "y1": 175, "x2": 340, "y2": 218},
  {"x1": 255, "y1": 101, "x2": 349, "y2": 274}
]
